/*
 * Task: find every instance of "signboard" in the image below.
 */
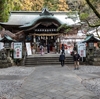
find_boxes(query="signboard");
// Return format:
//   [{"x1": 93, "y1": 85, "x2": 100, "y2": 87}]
[
  {"x1": 0, "y1": 42, "x2": 4, "y2": 50},
  {"x1": 26, "y1": 42, "x2": 32, "y2": 55},
  {"x1": 77, "y1": 43, "x2": 86, "y2": 57},
  {"x1": 14, "y1": 42, "x2": 22, "y2": 59}
]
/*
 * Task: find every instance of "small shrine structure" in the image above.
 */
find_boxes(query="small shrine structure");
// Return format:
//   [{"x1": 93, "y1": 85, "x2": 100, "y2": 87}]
[{"x1": 82, "y1": 34, "x2": 100, "y2": 65}]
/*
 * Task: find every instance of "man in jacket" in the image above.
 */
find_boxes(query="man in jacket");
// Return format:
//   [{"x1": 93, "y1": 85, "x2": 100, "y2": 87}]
[
  {"x1": 73, "y1": 51, "x2": 80, "y2": 70},
  {"x1": 59, "y1": 52, "x2": 65, "y2": 67}
]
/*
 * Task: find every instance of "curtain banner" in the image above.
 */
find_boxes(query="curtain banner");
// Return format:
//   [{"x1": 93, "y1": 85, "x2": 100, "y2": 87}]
[{"x1": 14, "y1": 42, "x2": 22, "y2": 59}]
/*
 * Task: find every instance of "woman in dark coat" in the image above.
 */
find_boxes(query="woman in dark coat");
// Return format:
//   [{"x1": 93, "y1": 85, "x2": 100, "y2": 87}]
[{"x1": 59, "y1": 52, "x2": 65, "y2": 67}]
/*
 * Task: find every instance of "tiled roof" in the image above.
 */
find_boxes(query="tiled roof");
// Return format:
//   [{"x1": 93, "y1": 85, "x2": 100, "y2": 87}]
[
  {"x1": 82, "y1": 35, "x2": 100, "y2": 43},
  {"x1": 0, "y1": 8, "x2": 81, "y2": 27},
  {"x1": 0, "y1": 35, "x2": 15, "y2": 42}
]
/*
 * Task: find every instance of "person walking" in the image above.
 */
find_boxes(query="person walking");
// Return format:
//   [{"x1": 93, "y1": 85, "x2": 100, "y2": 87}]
[
  {"x1": 73, "y1": 51, "x2": 80, "y2": 70},
  {"x1": 59, "y1": 52, "x2": 65, "y2": 67}
]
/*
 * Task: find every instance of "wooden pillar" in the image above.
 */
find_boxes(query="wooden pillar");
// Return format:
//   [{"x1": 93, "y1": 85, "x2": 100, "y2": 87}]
[
  {"x1": 46, "y1": 36, "x2": 47, "y2": 45},
  {"x1": 34, "y1": 35, "x2": 36, "y2": 53},
  {"x1": 57, "y1": 37, "x2": 60, "y2": 53}
]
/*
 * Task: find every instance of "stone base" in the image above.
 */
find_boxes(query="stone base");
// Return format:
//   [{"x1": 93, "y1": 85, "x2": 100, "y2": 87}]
[
  {"x1": 0, "y1": 63, "x2": 12, "y2": 68},
  {"x1": 93, "y1": 62, "x2": 100, "y2": 66}
]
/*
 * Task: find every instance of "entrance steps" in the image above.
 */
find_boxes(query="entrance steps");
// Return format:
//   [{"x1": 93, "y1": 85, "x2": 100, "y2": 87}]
[{"x1": 24, "y1": 53, "x2": 74, "y2": 66}]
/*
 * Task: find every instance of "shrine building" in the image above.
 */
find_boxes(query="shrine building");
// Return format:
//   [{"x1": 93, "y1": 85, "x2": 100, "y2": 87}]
[{"x1": 0, "y1": 8, "x2": 85, "y2": 53}]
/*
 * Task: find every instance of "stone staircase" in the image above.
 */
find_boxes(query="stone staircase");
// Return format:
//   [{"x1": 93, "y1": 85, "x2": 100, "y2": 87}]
[{"x1": 24, "y1": 53, "x2": 74, "y2": 66}]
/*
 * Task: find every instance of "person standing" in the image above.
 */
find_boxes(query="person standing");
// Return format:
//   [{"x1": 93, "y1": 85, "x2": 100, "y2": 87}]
[
  {"x1": 55, "y1": 45, "x2": 57, "y2": 53},
  {"x1": 59, "y1": 52, "x2": 65, "y2": 67},
  {"x1": 40, "y1": 45, "x2": 44, "y2": 55},
  {"x1": 47, "y1": 43, "x2": 50, "y2": 53},
  {"x1": 73, "y1": 51, "x2": 80, "y2": 70},
  {"x1": 61, "y1": 44, "x2": 65, "y2": 53}
]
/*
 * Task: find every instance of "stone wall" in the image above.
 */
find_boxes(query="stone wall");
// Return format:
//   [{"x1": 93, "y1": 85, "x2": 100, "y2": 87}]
[
  {"x1": 93, "y1": 49, "x2": 100, "y2": 66},
  {"x1": 85, "y1": 49, "x2": 100, "y2": 66}
]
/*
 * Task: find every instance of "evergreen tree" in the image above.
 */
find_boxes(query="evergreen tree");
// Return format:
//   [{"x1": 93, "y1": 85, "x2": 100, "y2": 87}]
[{"x1": 0, "y1": 0, "x2": 5, "y2": 22}]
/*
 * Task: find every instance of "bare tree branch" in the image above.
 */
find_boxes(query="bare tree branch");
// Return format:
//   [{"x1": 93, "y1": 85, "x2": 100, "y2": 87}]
[{"x1": 85, "y1": 0, "x2": 100, "y2": 19}]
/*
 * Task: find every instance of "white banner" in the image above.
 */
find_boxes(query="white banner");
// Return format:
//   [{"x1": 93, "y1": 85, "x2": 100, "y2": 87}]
[
  {"x1": 0, "y1": 42, "x2": 4, "y2": 50},
  {"x1": 14, "y1": 42, "x2": 22, "y2": 59},
  {"x1": 26, "y1": 42, "x2": 32, "y2": 55},
  {"x1": 77, "y1": 43, "x2": 86, "y2": 57}
]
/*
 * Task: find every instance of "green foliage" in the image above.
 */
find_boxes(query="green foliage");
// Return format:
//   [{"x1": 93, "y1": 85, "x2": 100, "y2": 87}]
[
  {"x1": 86, "y1": 34, "x2": 91, "y2": 36},
  {"x1": 80, "y1": 13, "x2": 89, "y2": 20},
  {"x1": 1, "y1": 0, "x2": 100, "y2": 27},
  {"x1": 0, "y1": 0, "x2": 69, "y2": 22},
  {"x1": 64, "y1": 28, "x2": 71, "y2": 33},
  {"x1": 0, "y1": 0, "x2": 6, "y2": 22},
  {"x1": 44, "y1": 0, "x2": 52, "y2": 7},
  {"x1": 57, "y1": 24, "x2": 71, "y2": 33},
  {"x1": 47, "y1": 1, "x2": 59, "y2": 11},
  {"x1": 0, "y1": 0, "x2": 22, "y2": 22}
]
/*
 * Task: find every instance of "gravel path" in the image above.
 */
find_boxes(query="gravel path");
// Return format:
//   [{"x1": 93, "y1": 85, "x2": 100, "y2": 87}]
[
  {"x1": 68, "y1": 65, "x2": 100, "y2": 99},
  {"x1": 0, "y1": 65, "x2": 100, "y2": 99},
  {"x1": 0, "y1": 66, "x2": 35, "y2": 99}
]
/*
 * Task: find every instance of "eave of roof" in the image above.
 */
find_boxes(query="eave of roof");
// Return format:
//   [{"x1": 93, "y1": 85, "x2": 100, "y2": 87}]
[
  {"x1": 0, "y1": 30, "x2": 16, "y2": 38},
  {"x1": 83, "y1": 35, "x2": 100, "y2": 43},
  {"x1": 0, "y1": 22, "x2": 22, "y2": 27},
  {"x1": 19, "y1": 15, "x2": 63, "y2": 28},
  {"x1": 0, "y1": 35, "x2": 15, "y2": 42}
]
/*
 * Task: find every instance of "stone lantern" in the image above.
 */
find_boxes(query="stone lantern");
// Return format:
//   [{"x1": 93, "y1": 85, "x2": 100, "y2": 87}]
[
  {"x1": 0, "y1": 35, "x2": 16, "y2": 57},
  {"x1": 82, "y1": 34, "x2": 100, "y2": 65}
]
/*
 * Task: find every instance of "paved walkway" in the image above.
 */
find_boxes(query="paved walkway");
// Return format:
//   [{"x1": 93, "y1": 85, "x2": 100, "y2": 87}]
[{"x1": 0, "y1": 65, "x2": 100, "y2": 99}]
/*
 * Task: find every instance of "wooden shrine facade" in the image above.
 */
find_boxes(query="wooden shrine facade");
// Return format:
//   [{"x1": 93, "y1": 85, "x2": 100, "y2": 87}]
[{"x1": 0, "y1": 8, "x2": 82, "y2": 53}]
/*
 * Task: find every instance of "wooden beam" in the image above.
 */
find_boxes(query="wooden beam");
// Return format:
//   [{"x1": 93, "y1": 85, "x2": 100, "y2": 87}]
[{"x1": 32, "y1": 33, "x2": 59, "y2": 36}]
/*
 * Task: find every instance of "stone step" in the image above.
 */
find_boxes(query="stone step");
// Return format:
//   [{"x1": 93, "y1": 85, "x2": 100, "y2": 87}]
[
  {"x1": 25, "y1": 60, "x2": 73, "y2": 63},
  {"x1": 25, "y1": 63, "x2": 74, "y2": 66},
  {"x1": 25, "y1": 59, "x2": 73, "y2": 62},
  {"x1": 24, "y1": 56, "x2": 74, "y2": 66}
]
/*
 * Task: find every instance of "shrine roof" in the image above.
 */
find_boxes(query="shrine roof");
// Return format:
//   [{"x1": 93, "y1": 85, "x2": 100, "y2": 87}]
[
  {"x1": 0, "y1": 35, "x2": 15, "y2": 42},
  {"x1": 0, "y1": 30, "x2": 15, "y2": 38},
  {"x1": 82, "y1": 35, "x2": 100, "y2": 43},
  {"x1": 0, "y1": 8, "x2": 81, "y2": 28}
]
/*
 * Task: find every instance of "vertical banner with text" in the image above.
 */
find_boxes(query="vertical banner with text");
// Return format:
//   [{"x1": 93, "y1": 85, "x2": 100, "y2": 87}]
[
  {"x1": 77, "y1": 43, "x2": 86, "y2": 57},
  {"x1": 14, "y1": 42, "x2": 22, "y2": 59},
  {"x1": 26, "y1": 42, "x2": 32, "y2": 55},
  {"x1": 0, "y1": 42, "x2": 4, "y2": 50}
]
